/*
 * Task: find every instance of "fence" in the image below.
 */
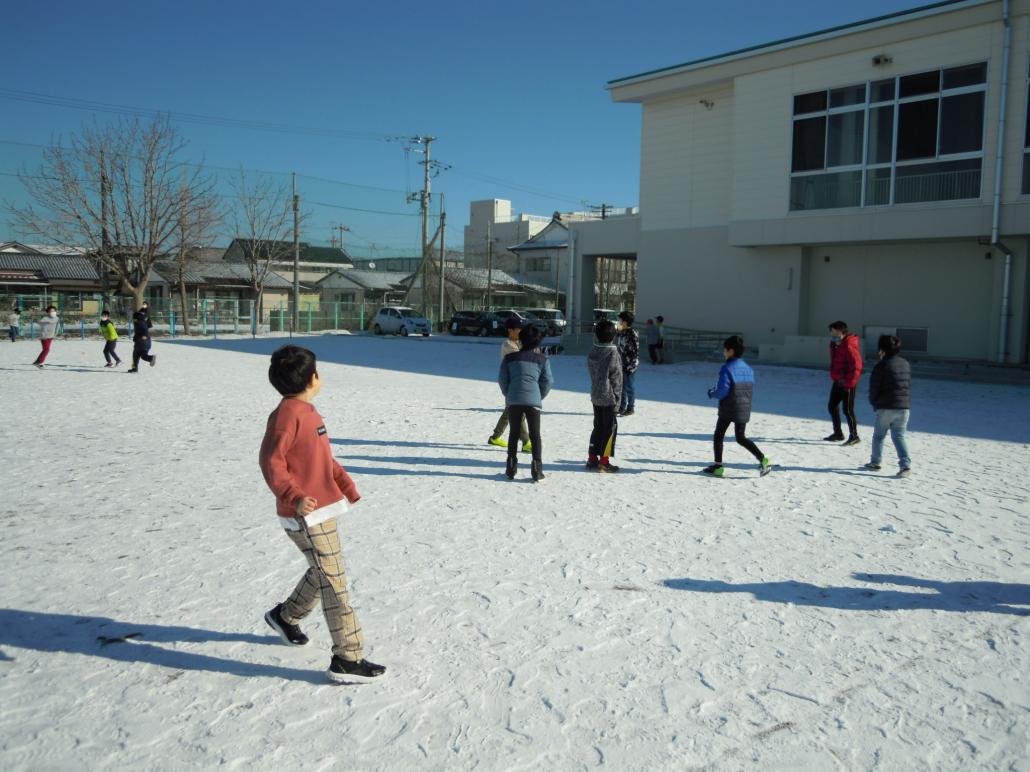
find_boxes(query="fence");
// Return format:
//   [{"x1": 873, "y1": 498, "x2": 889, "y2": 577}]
[{"x1": 1, "y1": 294, "x2": 387, "y2": 339}]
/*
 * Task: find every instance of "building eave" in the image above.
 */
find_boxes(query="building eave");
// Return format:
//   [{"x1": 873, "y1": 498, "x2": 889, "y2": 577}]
[{"x1": 606, "y1": 0, "x2": 994, "y2": 96}]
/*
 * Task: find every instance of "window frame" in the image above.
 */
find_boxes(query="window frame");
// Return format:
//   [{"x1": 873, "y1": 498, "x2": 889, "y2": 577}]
[{"x1": 788, "y1": 60, "x2": 988, "y2": 211}]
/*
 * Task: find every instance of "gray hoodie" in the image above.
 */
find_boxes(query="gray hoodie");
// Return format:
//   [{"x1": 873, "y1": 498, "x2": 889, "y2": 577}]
[
  {"x1": 587, "y1": 343, "x2": 623, "y2": 406},
  {"x1": 37, "y1": 314, "x2": 59, "y2": 340}
]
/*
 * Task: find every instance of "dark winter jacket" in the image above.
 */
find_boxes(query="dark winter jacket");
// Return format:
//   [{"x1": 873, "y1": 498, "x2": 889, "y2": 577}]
[
  {"x1": 616, "y1": 327, "x2": 640, "y2": 373},
  {"x1": 499, "y1": 349, "x2": 553, "y2": 408},
  {"x1": 587, "y1": 343, "x2": 623, "y2": 406},
  {"x1": 868, "y1": 354, "x2": 911, "y2": 410},
  {"x1": 829, "y1": 334, "x2": 863, "y2": 389},
  {"x1": 709, "y1": 357, "x2": 755, "y2": 423},
  {"x1": 132, "y1": 317, "x2": 151, "y2": 345}
]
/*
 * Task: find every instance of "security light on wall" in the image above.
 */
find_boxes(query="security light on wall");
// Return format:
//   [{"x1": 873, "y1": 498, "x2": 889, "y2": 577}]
[{"x1": 872, "y1": 54, "x2": 893, "y2": 66}]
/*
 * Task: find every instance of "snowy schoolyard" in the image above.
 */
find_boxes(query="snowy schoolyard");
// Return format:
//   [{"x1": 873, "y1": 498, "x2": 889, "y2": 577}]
[{"x1": 1, "y1": 332, "x2": 1028, "y2": 771}]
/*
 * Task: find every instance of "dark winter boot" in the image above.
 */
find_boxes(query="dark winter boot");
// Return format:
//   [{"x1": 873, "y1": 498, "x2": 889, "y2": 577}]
[
  {"x1": 505, "y1": 455, "x2": 518, "y2": 479},
  {"x1": 531, "y1": 460, "x2": 545, "y2": 482}
]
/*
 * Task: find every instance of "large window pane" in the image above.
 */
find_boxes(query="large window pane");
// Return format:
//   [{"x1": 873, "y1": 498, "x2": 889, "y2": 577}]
[
  {"x1": 830, "y1": 84, "x2": 866, "y2": 108},
  {"x1": 868, "y1": 105, "x2": 895, "y2": 164},
  {"x1": 865, "y1": 168, "x2": 892, "y2": 205},
  {"x1": 943, "y1": 62, "x2": 987, "y2": 89},
  {"x1": 792, "y1": 116, "x2": 826, "y2": 172},
  {"x1": 1023, "y1": 152, "x2": 1030, "y2": 195},
  {"x1": 900, "y1": 70, "x2": 940, "y2": 97},
  {"x1": 794, "y1": 91, "x2": 827, "y2": 115},
  {"x1": 790, "y1": 171, "x2": 862, "y2": 210},
  {"x1": 827, "y1": 110, "x2": 864, "y2": 166},
  {"x1": 895, "y1": 159, "x2": 981, "y2": 203},
  {"x1": 897, "y1": 98, "x2": 939, "y2": 160},
  {"x1": 940, "y1": 92, "x2": 984, "y2": 154},
  {"x1": 871, "y1": 78, "x2": 896, "y2": 103}
]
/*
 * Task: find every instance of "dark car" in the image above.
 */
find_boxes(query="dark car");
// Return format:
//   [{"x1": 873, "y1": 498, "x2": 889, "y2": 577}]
[
  {"x1": 522, "y1": 308, "x2": 566, "y2": 336},
  {"x1": 449, "y1": 311, "x2": 505, "y2": 336},
  {"x1": 493, "y1": 309, "x2": 549, "y2": 337}
]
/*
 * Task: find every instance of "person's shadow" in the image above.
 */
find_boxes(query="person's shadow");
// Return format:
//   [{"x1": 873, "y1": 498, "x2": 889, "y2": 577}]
[
  {"x1": 662, "y1": 574, "x2": 1030, "y2": 616},
  {"x1": 0, "y1": 609, "x2": 327, "y2": 682}
]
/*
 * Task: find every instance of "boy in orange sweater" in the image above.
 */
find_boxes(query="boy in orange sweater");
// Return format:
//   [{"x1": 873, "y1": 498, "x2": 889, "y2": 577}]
[{"x1": 258, "y1": 345, "x2": 385, "y2": 683}]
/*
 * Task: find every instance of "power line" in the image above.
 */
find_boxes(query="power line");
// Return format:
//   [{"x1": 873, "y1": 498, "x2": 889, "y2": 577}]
[
  {"x1": 0, "y1": 88, "x2": 397, "y2": 142},
  {"x1": 0, "y1": 138, "x2": 407, "y2": 194}
]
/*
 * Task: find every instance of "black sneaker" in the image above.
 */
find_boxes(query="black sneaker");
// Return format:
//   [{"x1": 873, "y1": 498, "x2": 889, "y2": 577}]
[
  {"x1": 843, "y1": 436, "x2": 861, "y2": 446},
  {"x1": 149, "y1": 354, "x2": 157, "y2": 368},
  {"x1": 531, "y1": 460, "x2": 545, "y2": 482},
  {"x1": 897, "y1": 467, "x2": 912, "y2": 478},
  {"x1": 264, "y1": 603, "x2": 309, "y2": 646},
  {"x1": 327, "y1": 656, "x2": 386, "y2": 684},
  {"x1": 585, "y1": 459, "x2": 599, "y2": 470},
  {"x1": 505, "y1": 455, "x2": 517, "y2": 479},
  {"x1": 862, "y1": 463, "x2": 882, "y2": 471},
  {"x1": 127, "y1": 368, "x2": 139, "y2": 373},
  {"x1": 824, "y1": 432, "x2": 845, "y2": 441},
  {"x1": 621, "y1": 409, "x2": 635, "y2": 416},
  {"x1": 598, "y1": 462, "x2": 620, "y2": 473}
]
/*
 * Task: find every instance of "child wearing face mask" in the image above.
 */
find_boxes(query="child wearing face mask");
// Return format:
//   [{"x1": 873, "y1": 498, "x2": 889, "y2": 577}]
[
  {"x1": 32, "y1": 306, "x2": 59, "y2": 368},
  {"x1": 825, "y1": 320, "x2": 863, "y2": 446}
]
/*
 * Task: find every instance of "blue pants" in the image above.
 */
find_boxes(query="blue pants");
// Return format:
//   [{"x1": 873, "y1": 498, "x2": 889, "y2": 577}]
[
  {"x1": 619, "y1": 370, "x2": 636, "y2": 412},
  {"x1": 870, "y1": 409, "x2": 911, "y2": 469}
]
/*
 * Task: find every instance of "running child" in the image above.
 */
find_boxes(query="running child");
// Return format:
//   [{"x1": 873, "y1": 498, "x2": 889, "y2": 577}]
[
  {"x1": 127, "y1": 310, "x2": 156, "y2": 372},
  {"x1": 703, "y1": 335, "x2": 771, "y2": 477},
  {"x1": 488, "y1": 316, "x2": 530, "y2": 452},
  {"x1": 99, "y1": 310, "x2": 122, "y2": 367},
  {"x1": 32, "y1": 306, "x2": 59, "y2": 368}
]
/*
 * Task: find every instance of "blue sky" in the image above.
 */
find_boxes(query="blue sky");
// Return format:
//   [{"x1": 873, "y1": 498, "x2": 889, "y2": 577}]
[{"x1": 2, "y1": 0, "x2": 926, "y2": 256}]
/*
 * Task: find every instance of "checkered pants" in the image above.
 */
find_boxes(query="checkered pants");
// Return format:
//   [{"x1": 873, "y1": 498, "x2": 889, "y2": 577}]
[{"x1": 281, "y1": 518, "x2": 364, "y2": 660}]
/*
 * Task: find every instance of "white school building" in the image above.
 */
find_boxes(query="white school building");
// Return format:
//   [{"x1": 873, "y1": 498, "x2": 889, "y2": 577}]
[{"x1": 587, "y1": 0, "x2": 1030, "y2": 363}]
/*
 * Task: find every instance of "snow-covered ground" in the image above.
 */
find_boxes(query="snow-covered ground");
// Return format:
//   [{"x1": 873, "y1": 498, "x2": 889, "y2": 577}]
[{"x1": 1, "y1": 333, "x2": 1028, "y2": 771}]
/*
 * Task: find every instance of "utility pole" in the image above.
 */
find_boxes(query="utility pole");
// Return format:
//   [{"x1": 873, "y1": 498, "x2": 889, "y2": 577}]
[
  {"x1": 404, "y1": 135, "x2": 435, "y2": 316},
  {"x1": 292, "y1": 172, "x2": 300, "y2": 331},
  {"x1": 337, "y1": 224, "x2": 349, "y2": 254},
  {"x1": 99, "y1": 147, "x2": 110, "y2": 311},
  {"x1": 486, "y1": 222, "x2": 494, "y2": 311},
  {"x1": 438, "y1": 193, "x2": 446, "y2": 331}
]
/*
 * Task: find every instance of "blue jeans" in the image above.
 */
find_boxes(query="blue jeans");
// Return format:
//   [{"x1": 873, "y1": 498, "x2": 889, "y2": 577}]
[
  {"x1": 870, "y1": 409, "x2": 911, "y2": 469},
  {"x1": 619, "y1": 370, "x2": 636, "y2": 412}
]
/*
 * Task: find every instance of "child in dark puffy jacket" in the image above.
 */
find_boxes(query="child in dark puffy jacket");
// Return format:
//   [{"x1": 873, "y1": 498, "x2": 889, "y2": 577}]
[
  {"x1": 703, "y1": 336, "x2": 771, "y2": 478},
  {"x1": 864, "y1": 334, "x2": 912, "y2": 477},
  {"x1": 499, "y1": 325, "x2": 553, "y2": 481}
]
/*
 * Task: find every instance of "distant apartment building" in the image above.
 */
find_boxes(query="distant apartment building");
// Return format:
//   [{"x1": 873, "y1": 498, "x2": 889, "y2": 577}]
[{"x1": 603, "y1": 0, "x2": 1030, "y2": 363}]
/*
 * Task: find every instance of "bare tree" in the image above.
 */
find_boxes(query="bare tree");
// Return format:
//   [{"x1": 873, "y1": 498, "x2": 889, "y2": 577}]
[
  {"x1": 9, "y1": 116, "x2": 214, "y2": 311},
  {"x1": 229, "y1": 170, "x2": 296, "y2": 320},
  {"x1": 170, "y1": 183, "x2": 221, "y2": 336}
]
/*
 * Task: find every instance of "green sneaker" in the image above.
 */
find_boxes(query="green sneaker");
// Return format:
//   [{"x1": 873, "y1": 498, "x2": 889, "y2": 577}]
[
  {"x1": 759, "y1": 457, "x2": 772, "y2": 476},
  {"x1": 488, "y1": 436, "x2": 507, "y2": 448},
  {"x1": 520, "y1": 441, "x2": 533, "y2": 453},
  {"x1": 702, "y1": 464, "x2": 725, "y2": 477}
]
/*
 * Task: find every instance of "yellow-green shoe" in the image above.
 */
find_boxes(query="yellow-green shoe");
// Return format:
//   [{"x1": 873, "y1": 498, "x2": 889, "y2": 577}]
[
  {"x1": 488, "y1": 436, "x2": 507, "y2": 448},
  {"x1": 520, "y1": 441, "x2": 533, "y2": 453}
]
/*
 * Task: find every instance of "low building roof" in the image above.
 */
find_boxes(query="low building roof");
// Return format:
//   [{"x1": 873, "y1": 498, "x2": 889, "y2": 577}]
[
  {"x1": 316, "y1": 269, "x2": 408, "y2": 291},
  {"x1": 0, "y1": 253, "x2": 99, "y2": 281}
]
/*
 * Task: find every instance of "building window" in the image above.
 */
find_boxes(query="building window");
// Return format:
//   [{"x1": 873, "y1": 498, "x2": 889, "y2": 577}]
[
  {"x1": 790, "y1": 62, "x2": 986, "y2": 211},
  {"x1": 524, "y1": 256, "x2": 550, "y2": 272}
]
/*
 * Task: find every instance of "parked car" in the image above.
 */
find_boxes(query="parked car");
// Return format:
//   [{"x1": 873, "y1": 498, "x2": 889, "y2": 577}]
[
  {"x1": 371, "y1": 306, "x2": 431, "y2": 336},
  {"x1": 494, "y1": 309, "x2": 549, "y2": 337},
  {"x1": 449, "y1": 311, "x2": 505, "y2": 336},
  {"x1": 522, "y1": 308, "x2": 566, "y2": 336}
]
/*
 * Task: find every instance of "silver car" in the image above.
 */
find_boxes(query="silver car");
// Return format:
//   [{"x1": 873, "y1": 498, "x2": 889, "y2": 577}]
[{"x1": 372, "y1": 306, "x2": 431, "y2": 337}]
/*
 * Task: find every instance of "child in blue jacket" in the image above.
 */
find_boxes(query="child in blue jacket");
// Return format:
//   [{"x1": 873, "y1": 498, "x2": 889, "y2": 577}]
[
  {"x1": 499, "y1": 325, "x2": 553, "y2": 481},
  {"x1": 704, "y1": 336, "x2": 771, "y2": 478}
]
